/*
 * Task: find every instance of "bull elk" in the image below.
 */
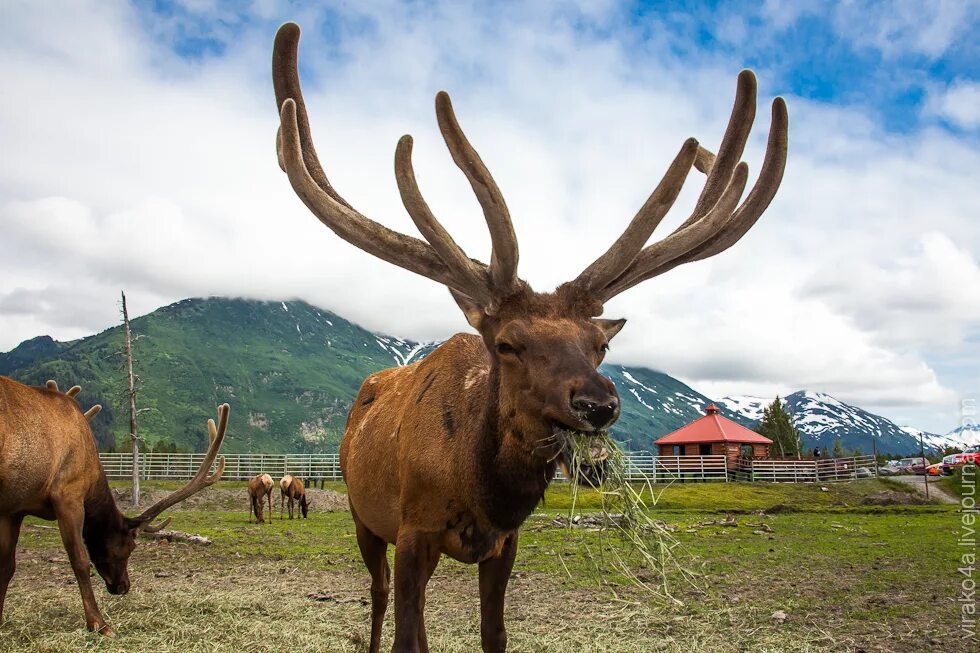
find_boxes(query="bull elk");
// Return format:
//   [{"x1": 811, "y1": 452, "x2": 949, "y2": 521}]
[
  {"x1": 272, "y1": 21, "x2": 788, "y2": 653},
  {"x1": 248, "y1": 473, "x2": 274, "y2": 524},
  {"x1": 0, "y1": 376, "x2": 228, "y2": 635},
  {"x1": 279, "y1": 475, "x2": 310, "y2": 520}
]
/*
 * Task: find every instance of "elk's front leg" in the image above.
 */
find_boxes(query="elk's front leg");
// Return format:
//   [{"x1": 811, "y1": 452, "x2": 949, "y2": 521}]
[
  {"x1": 479, "y1": 532, "x2": 518, "y2": 653},
  {"x1": 54, "y1": 501, "x2": 111, "y2": 635},
  {"x1": 0, "y1": 515, "x2": 24, "y2": 624},
  {"x1": 392, "y1": 529, "x2": 440, "y2": 653}
]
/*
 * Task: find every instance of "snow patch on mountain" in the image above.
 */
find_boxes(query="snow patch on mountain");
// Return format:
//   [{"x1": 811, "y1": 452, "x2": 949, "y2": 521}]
[
  {"x1": 943, "y1": 423, "x2": 980, "y2": 447},
  {"x1": 717, "y1": 395, "x2": 768, "y2": 422},
  {"x1": 719, "y1": 390, "x2": 947, "y2": 455}
]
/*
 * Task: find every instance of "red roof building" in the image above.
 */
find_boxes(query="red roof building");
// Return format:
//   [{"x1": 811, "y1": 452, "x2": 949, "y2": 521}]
[{"x1": 655, "y1": 404, "x2": 772, "y2": 465}]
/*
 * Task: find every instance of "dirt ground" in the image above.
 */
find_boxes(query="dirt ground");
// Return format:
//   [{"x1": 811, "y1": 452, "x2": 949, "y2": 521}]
[
  {"x1": 887, "y1": 474, "x2": 959, "y2": 504},
  {"x1": 1, "y1": 481, "x2": 972, "y2": 652},
  {"x1": 111, "y1": 486, "x2": 351, "y2": 513}
]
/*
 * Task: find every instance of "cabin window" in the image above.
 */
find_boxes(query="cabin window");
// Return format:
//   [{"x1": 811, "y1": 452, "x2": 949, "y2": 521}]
[
  {"x1": 672, "y1": 445, "x2": 682, "y2": 456},
  {"x1": 699, "y1": 443, "x2": 712, "y2": 456},
  {"x1": 740, "y1": 444, "x2": 753, "y2": 458}
]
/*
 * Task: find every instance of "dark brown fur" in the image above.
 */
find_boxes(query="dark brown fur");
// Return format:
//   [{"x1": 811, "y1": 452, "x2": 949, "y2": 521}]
[{"x1": 341, "y1": 288, "x2": 625, "y2": 652}]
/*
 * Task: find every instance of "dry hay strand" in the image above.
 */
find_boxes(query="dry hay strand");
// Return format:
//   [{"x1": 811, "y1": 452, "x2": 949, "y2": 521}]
[{"x1": 557, "y1": 431, "x2": 703, "y2": 605}]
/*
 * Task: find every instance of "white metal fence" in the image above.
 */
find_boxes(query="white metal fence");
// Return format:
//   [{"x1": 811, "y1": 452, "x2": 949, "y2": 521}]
[
  {"x1": 99, "y1": 453, "x2": 342, "y2": 481},
  {"x1": 100, "y1": 452, "x2": 876, "y2": 484},
  {"x1": 734, "y1": 455, "x2": 878, "y2": 483}
]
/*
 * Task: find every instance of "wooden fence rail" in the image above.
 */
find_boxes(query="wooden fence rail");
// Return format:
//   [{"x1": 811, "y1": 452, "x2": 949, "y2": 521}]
[{"x1": 98, "y1": 453, "x2": 877, "y2": 484}]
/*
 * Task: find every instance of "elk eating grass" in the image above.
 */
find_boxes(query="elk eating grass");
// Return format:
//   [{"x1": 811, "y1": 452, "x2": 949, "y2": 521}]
[
  {"x1": 273, "y1": 20, "x2": 787, "y2": 653},
  {"x1": 280, "y1": 475, "x2": 310, "y2": 520},
  {"x1": 0, "y1": 376, "x2": 229, "y2": 635},
  {"x1": 248, "y1": 473, "x2": 274, "y2": 524}
]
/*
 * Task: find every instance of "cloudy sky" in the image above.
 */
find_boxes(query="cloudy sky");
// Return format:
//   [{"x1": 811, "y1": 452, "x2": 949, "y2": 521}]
[{"x1": 1, "y1": 0, "x2": 977, "y2": 434}]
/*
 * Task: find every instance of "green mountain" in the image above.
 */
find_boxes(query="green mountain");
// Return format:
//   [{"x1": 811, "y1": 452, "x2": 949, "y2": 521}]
[{"x1": 0, "y1": 297, "x2": 731, "y2": 453}]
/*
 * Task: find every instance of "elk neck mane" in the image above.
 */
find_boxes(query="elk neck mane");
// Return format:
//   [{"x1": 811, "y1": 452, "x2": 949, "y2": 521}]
[
  {"x1": 469, "y1": 342, "x2": 558, "y2": 532},
  {"x1": 81, "y1": 472, "x2": 126, "y2": 550}
]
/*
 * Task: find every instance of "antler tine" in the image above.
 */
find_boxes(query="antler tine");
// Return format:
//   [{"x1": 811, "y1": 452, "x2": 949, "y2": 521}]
[
  {"x1": 46, "y1": 380, "x2": 59, "y2": 392},
  {"x1": 273, "y1": 24, "x2": 462, "y2": 291},
  {"x1": 66, "y1": 385, "x2": 81, "y2": 397},
  {"x1": 272, "y1": 22, "x2": 351, "y2": 210},
  {"x1": 694, "y1": 146, "x2": 716, "y2": 174},
  {"x1": 600, "y1": 97, "x2": 788, "y2": 299},
  {"x1": 597, "y1": 163, "x2": 749, "y2": 301},
  {"x1": 84, "y1": 405, "x2": 102, "y2": 421},
  {"x1": 394, "y1": 135, "x2": 494, "y2": 305},
  {"x1": 435, "y1": 91, "x2": 520, "y2": 295},
  {"x1": 680, "y1": 70, "x2": 757, "y2": 230},
  {"x1": 140, "y1": 517, "x2": 171, "y2": 533},
  {"x1": 572, "y1": 138, "x2": 699, "y2": 292},
  {"x1": 131, "y1": 404, "x2": 230, "y2": 528}
]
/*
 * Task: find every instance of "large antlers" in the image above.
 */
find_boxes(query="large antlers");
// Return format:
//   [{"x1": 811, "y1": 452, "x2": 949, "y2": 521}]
[
  {"x1": 574, "y1": 70, "x2": 789, "y2": 302},
  {"x1": 273, "y1": 22, "x2": 518, "y2": 309},
  {"x1": 128, "y1": 404, "x2": 230, "y2": 531},
  {"x1": 273, "y1": 22, "x2": 788, "y2": 311}
]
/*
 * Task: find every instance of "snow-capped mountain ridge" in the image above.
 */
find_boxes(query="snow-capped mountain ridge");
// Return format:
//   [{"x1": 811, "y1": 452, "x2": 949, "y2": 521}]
[{"x1": 717, "y1": 391, "x2": 951, "y2": 455}]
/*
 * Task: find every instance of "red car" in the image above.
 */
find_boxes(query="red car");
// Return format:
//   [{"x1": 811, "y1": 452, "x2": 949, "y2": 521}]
[{"x1": 942, "y1": 445, "x2": 980, "y2": 474}]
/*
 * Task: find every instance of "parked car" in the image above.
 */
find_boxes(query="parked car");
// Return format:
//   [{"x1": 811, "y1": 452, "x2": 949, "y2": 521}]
[
  {"x1": 941, "y1": 448, "x2": 980, "y2": 474},
  {"x1": 896, "y1": 457, "x2": 929, "y2": 474}
]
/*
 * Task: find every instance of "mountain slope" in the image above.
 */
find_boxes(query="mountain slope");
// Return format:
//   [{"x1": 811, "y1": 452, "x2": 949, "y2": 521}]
[
  {"x1": 3, "y1": 297, "x2": 940, "y2": 456},
  {"x1": 941, "y1": 423, "x2": 980, "y2": 448},
  {"x1": 1, "y1": 297, "x2": 727, "y2": 453}
]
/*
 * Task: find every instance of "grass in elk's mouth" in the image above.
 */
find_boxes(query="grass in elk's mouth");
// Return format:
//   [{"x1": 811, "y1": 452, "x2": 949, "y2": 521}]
[{"x1": 558, "y1": 430, "x2": 701, "y2": 604}]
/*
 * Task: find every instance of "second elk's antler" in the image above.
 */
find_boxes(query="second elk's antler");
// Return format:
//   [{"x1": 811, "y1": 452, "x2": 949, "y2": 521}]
[
  {"x1": 127, "y1": 404, "x2": 230, "y2": 532},
  {"x1": 272, "y1": 22, "x2": 788, "y2": 311}
]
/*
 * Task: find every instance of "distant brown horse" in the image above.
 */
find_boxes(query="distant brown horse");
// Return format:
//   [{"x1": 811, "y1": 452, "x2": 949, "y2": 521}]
[
  {"x1": 0, "y1": 376, "x2": 228, "y2": 635},
  {"x1": 280, "y1": 475, "x2": 310, "y2": 519},
  {"x1": 248, "y1": 473, "x2": 274, "y2": 524}
]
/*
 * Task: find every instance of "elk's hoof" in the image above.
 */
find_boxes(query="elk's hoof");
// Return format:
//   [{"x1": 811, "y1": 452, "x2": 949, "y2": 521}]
[{"x1": 91, "y1": 622, "x2": 115, "y2": 637}]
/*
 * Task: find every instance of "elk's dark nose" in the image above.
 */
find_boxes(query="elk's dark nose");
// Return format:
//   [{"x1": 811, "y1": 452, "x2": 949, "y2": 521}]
[{"x1": 571, "y1": 393, "x2": 620, "y2": 429}]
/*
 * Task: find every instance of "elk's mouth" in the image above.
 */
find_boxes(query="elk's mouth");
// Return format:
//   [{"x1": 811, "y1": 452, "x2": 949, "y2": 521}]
[{"x1": 549, "y1": 418, "x2": 595, "y2": 440}]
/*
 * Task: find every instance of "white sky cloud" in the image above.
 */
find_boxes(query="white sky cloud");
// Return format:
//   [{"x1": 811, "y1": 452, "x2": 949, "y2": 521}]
[
  {"x1": 0, "y1": 0, "x2": 977, "y2": 434},
  {"x1": 925, "y1": 79, "x2": 980, "y2": 130}
]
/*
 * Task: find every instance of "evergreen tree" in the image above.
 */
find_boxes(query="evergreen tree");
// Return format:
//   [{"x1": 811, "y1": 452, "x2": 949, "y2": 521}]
[
  {"x1": 832, "y1": 437, "x2": 844, "y2": 458},
  {"x1": 755, "y1": 397, "x2": 801, "y2": 459}
]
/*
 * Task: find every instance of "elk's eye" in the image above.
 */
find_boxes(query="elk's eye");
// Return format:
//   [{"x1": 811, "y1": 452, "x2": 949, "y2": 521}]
[
  {"x1": 496, "y1": 342, "x2": 518, "y2": 356},
  {"x1": 599, "y1": 343, "x2": 610, "y2": 353}
]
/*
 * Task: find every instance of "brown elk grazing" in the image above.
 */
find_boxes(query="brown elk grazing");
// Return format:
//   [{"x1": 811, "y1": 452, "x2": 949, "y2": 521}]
[
  {"x1": 279, "y1": 475, "x2": 310, "y2": 520},
  {"x1": 248, "y1": 473, "x2": 274, "y2": 524},
  {"x1": 273, "y1": 21, "x2": 787, "y2": 653},
  {"x1": 0, "y1": 375, "x2": 229, "y2": 635}
]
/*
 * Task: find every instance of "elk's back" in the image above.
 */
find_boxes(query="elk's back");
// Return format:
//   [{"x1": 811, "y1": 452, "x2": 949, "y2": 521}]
[{"x1": 0, "y1": 376, "x2": 100, "y2": 517}]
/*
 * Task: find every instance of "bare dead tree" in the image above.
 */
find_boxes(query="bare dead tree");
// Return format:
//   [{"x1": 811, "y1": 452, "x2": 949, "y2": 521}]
[{"x1": 121, "y1": 291, "x2": 140, "y2": 508}]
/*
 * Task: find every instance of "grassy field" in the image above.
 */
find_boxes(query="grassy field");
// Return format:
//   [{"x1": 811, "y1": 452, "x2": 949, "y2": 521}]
[{"x1": 2, "y1": 480, "x2": 972, "y2": 652}]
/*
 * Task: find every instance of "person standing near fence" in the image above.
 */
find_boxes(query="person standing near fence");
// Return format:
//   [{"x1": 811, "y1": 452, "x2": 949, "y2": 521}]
[{"x1": 813, "y1": 447, "x2": 821, "y2": 460}]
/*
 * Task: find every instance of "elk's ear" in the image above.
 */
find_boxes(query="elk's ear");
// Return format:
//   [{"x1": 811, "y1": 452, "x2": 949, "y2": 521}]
[
  {"x1": 593, "y1": 318, "x2": 626, "y2": 341},
  {"x1": 449, "y1": 289, "x2": 487, "y2": 330}
]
